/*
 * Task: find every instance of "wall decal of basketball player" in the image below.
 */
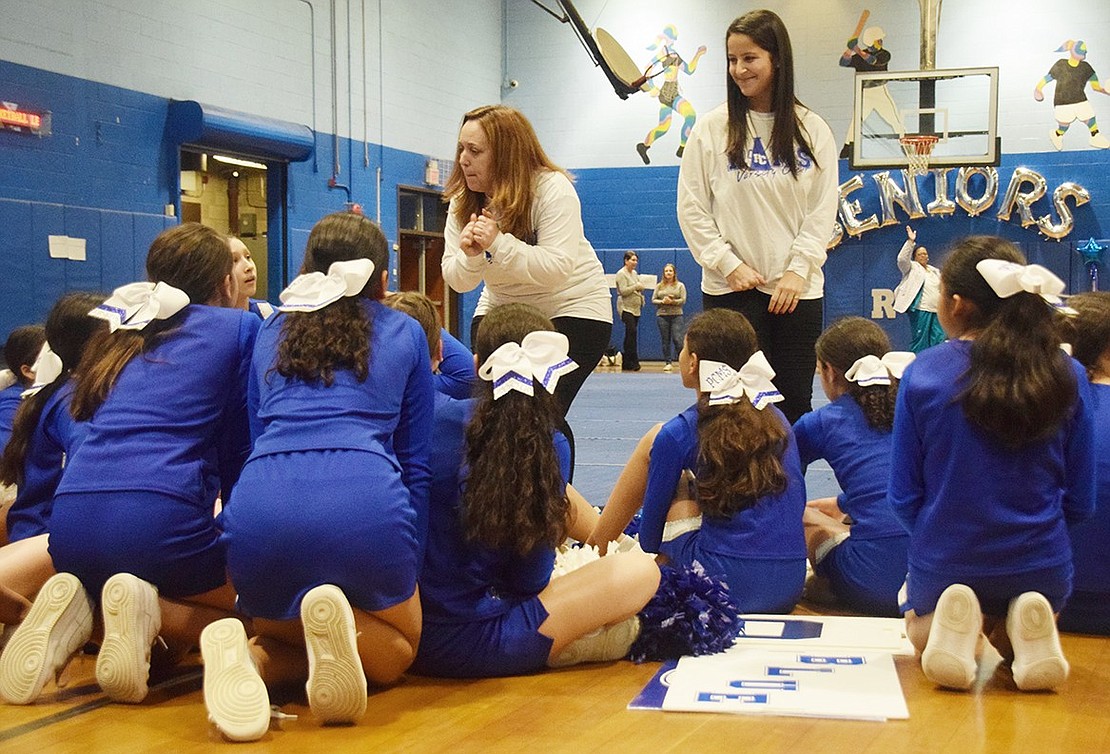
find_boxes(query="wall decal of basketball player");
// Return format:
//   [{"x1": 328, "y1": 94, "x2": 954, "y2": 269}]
[
  {"x1": 839, "y1": 10, "x2": 903, "y2": 159},
  {"x1": 1034, "y1": 40, "x2": 1110, "y2": 150},
  {"x1": 635, "y1": 25, "x2": 706, "y2": 165}
]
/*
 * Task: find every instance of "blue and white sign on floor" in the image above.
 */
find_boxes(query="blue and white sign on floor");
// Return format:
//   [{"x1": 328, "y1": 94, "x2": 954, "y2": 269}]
[{"x1": 630, "y1": 648, "x2": 909, "y2": 721}]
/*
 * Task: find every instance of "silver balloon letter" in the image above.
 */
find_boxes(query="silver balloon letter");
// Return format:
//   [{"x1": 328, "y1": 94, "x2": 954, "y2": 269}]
[
  {"x1": 927, "y1": 168, "x2": 955, "y2": 215},
  {"x1": 955, "y1": 167, "x2": 999, "y2": 217},
  {"x1": 997, "y1": 167, "x2": 1048, "y2": 226},
  {"x1": 838, "y1": 175, "x2": 880, "y2": 236},
  {"x1": 872, "y1": 170, "x2": 926, "y2": 227},
  {"x1": 1036, "y1": 181, "x2": 1091, "y2": 240}
]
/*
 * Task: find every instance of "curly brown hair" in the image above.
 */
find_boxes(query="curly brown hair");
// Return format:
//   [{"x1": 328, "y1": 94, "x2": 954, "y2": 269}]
[
  {"x1": 942, "y1": 236, "x2": 1076, "y2": 448},
  {"x1": 274, "y1": 212, "x2": 388, "y2": 386},
  {"x1": 462, "y1": 303, "x2": 568, "y2": 555},
  {"x1": 687, "y1": 309, "x2": 788, "y2": 518},
  {"x1": 815, "y1": 316, "x2": 898, "y2": 431}
]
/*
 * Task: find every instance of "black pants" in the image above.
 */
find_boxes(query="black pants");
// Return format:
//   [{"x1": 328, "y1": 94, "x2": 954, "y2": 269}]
[
  {"x1": 702, "y1": 290, "x2": 823, "y2": 424},
  {"x1": 470, "y1": 314, "x2": 612, "y2": 483},
  {"x1": 620, "y1": 310, "x2": 640, "y2": 370}
]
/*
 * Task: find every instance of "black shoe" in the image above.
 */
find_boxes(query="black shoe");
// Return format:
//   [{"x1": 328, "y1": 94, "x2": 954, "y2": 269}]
[
  {"x1": 839, "y1": 142, "x2": 852, "y2": 159},
  {"x1": 636, "y1": 143, "x2": 650, "y2": 165},
  {"x1": 676, "y1": 145, "x2": 684, "y2": 158}
]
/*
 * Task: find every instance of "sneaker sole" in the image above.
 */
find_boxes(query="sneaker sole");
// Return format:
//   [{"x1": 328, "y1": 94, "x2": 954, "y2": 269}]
[
  {"x1": 921, "y1": 584, "x2": 980, "y2": 690},
  {"x1": 95, "y1": 573, "x2": 161, "y2": 703},
  {"x1": 0, "y1": 573, "x2": 93, "y2": 704},
  {"x1": 1008, "y1": 592, "x2": 1068, "y2": 691},
  {"x1": 301, "y1": 585, "x2": 367, "y2": 724},
  {"x1": 201, "y1": 618, "x2": 270, "y2": 742}
]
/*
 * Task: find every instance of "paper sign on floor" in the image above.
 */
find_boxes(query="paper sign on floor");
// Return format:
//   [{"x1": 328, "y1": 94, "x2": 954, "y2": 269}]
[
  {"x1": 630, "y1": 648, "x2": 909, "y2": 721},
  {"x1": 729, "y1": 614, "x2": 915, "y2": 656}
]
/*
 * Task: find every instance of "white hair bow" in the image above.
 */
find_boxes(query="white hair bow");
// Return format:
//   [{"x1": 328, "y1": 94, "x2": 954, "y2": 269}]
[
  {"x1": 976, "y1": 259, "x2": 1066, "y2": 304},
  {"x1": 845, "y1": 351, "x2": 915, "y2": 386},
  {"x1": 21, "y1": 343, "x2": 65, "y2": 398},
  {"x1": 89, "y1": 281, "x2": 190, "y2": 332},
  {"x1": 278, "y1": 259, "x2": 375, "y2": 312},
  {"x1": 699, "y1": 351, "x2": 783, "y2": 410},
  {"x1": 478, "y1": 331, "x2": 578, "y2": 400}
]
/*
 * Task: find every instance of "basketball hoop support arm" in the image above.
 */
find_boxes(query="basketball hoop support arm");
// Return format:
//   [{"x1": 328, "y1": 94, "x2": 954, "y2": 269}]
[{"x1": 527, "y1": 0, "x2": 639, "y2": 99}]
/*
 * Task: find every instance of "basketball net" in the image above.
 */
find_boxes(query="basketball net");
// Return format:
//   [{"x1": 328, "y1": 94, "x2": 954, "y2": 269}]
[{"x1": 899, "y1": 134, "x2": 939, "y2": 174}]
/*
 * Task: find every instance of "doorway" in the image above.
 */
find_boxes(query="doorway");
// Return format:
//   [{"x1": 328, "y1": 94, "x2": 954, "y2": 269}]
[
  {"x1": 179, "y1": 149, "x2": 275, "y2": 300},
  {"x1": 397, "y1": 185, "x2": 458, "y2": 335}
]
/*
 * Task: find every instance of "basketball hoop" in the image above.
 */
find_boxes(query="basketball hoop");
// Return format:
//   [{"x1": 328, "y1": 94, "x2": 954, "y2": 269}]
[{"x1": 899, "y1": 134, "x2": 939, "y2": 174}]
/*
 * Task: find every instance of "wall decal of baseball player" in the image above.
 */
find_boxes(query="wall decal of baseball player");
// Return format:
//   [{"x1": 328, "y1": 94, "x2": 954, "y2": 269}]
[{"x1": 840, "y1": 10, "x2": 903, "y2": 159}]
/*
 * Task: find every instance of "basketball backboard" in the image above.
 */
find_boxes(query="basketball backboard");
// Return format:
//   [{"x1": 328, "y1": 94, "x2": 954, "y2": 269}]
[{"x1": 849, "y1": 66, "x2": 1000, "y2": 170}]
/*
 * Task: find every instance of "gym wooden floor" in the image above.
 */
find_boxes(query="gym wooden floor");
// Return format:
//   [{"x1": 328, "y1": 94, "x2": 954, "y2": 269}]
[
  {"x1": 4, "y1": 368, "x2": 1108, "y2": 752},
  {"x1": 2, "y1": 613, "x2": 1107, "y2": 753}
]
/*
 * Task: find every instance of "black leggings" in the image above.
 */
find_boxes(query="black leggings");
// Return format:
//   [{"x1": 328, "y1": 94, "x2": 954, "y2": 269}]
[{"x1": 702, "y1": 290, "x2": 823, "y2": 424}]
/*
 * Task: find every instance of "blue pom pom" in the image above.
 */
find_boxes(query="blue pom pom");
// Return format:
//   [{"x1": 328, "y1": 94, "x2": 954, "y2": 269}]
[{"x1": 629, "y1": 560, "x2": 741, "y2": 662}]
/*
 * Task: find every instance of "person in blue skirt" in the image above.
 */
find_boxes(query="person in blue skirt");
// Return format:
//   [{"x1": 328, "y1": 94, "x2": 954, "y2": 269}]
[
  {"x1": 410, "y1": 303, "x2": 659, "y2": 679},
  {"x1": 1056, "y1": 292, "x2": 1110, "y2": 636},
  {"x1": 203, "y1": 212, "x2": 433, "y2": 741},
  {"x1": 0, "y1": 325, "x2": 45, "y2": 456},
  {"x1": 793, "y1": 316, "x2": 912, "y2": 617},
  {"x1": 589, "y1": 308, "x2": 807, "y2": 615},
  {"x1": 0, "y1": 293, "x2": 104, "y2": 625},
  {"x1": 0, "y1": 222, "x2": 259, "y2": 707},
  {"x1": 890, "y1": 236, "x2": 1095, "y2": 692}
]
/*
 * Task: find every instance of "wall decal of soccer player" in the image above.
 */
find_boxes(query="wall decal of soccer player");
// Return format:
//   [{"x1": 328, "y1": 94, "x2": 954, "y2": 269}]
[
  {"x1": 1034, "y1": 40, "x2": 1110, "y2": 150},
  {"x1": 635, "y1": 24, "x2": 707, "y2": 165},
  {"x1": 839, "y1": 10, "x2": 903, "y2": 159}
]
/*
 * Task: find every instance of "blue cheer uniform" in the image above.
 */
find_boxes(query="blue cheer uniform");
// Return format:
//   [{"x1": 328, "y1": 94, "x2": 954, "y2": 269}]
[
  {"x1": 889, "y1": 340, "x2": 1095, "y2": 616},
  {"x1": 5, "y1": 382, "x2": 88, "y2": 542},
  {"x1": 1059, "y1": 382, "x2": 1110, "y2": 635},
  {"x1": 793, "y1": 395, "x2": 910, "y2": 616},
  {"x1": 0, "y1": 382, "x2": 24, "y2": 452},
  {"x1": 641, "y1": 404, "x2": 807, "y2": 614},
  {"x1": 411, "y1": 396, "x2": 570, "y2": 678},
  {"x1": 49, "y1": 305, "x2": 259, "y2": 598},
  {"x1": 220, "y1": 300, "x2": 433, "y2": 620}
]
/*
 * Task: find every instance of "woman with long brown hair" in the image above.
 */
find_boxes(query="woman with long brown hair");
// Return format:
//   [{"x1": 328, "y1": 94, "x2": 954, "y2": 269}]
[
  {"x1": 0, "y1": 222, "x2": 259, "y2": 707},
  {"x1": 441, "y1": 105, "x2": 611, "y2": 422},
  {"x1": 589, "y1": 308, "x2": 807, "y2": 615},
  {"x1": 678, "y1": 9, "x2": 838, "y2": 423}
]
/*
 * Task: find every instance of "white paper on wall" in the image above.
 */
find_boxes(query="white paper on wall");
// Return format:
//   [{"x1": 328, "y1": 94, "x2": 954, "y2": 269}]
[{"x1": 48, "y1": 235, "x2": 87, "y2": 261}]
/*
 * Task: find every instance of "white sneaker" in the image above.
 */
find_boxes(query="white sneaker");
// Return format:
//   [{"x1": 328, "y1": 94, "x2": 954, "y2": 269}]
[
  {"x1": 201, "y1": 618, "x2": 271, "y2": 742},
  {"x1": 1050, "y1": 129, "x2": 1064, "y2": 150},
  {"x1": 921, "y1": 583, "x2": 981, "y2": 690},
  {"x1": 548, "y1": 615, "x2": 641, "y2": 668},
  {"x1": 301, "y1": 585, "x2": 367, "y2": 724},
  {"x1": 1007, "y1": 592, "x2": 1068, "y2": 691},
  {"x1": 0, "y1": 573, "x2": 93, "y2": 704},
  {"x1": 1090, "y1": 131, "x2": 1110, "y2": 149},
  {"x1": 663, "y1": 362, "x2": 673, "y2": 372},
  {"x1": 95, "y1": 573, "x2": 161, "y2": 703}
]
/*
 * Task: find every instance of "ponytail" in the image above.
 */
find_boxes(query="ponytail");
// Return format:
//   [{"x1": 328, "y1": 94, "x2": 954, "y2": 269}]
[
  {"x1": 275, "y1": 212, "x2": 387, "y2": 385},
  {"x1": 815, "y1": 316, "x2": 898, "y2": 432},
  {"x1": 942, "y1": 237, "x2": 1076, "y2": 448},
  {"x1": 462, "y1": 304, "x2": 567, "y2": 555},
  {"x1": 2, "y1": 293, "x2": 106, "y2": 482},
  {"x1": 686, "y1": 309, "x2": 788, "y2": 518}
]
